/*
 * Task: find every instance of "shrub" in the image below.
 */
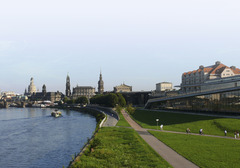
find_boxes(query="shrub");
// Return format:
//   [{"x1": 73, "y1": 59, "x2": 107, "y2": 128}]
[{"x1": 126, "y1": 104, "x2": 135, "y2": 115}]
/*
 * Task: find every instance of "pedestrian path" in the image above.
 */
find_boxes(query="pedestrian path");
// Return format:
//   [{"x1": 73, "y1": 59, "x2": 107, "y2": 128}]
[
  {"x1": 121, "y1": 109, "x2": 199, "y2": 168},
  {"x1": 146, "y1": 128, "x2": 240, "y2": 140}
]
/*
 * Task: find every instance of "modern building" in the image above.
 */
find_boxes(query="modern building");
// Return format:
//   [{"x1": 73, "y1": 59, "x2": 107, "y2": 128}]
[
  {"x1": 65, "y1": 74, "x2": 71, "y2": 97},
  {"x1": 114, "y1": 83, "x2": 132, "y2": 93},
  {"x1": 145, "y1": 85, "x2": 240, "y2": 114},
  {"x1": 72, "y1": 86, "x2": 96, "y2": 100},
  {"x1": 98, "y1": 72, "x2": 104, "y2": 94},
  {"x1": 28, "y1": 77, "x2": 37, "y2": 95},
  {"x1": 181, "y1": 61, "x2": 240, "y2": 93}
]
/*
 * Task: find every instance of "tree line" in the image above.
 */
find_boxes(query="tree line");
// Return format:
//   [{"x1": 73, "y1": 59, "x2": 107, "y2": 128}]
[{"x1": 90, "y1": 93, "x2": 126, "y2": 107}]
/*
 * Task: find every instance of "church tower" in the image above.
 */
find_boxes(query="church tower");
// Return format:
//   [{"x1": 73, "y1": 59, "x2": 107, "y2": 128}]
[
  {"x1": 65, "y1": 74, "x2": 71, "y2": 97},
  {"x1": 28, "y1": 77, "x2": 37, "y2": 95},
  {"x1": 98, "y1": 71, "x2": 104, "y2": 94},
  {"x1": 42, "y1": 84, "x2": 46, "y2": 95}
]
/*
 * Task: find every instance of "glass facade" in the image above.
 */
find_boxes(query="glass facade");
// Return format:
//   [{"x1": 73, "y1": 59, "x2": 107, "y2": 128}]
[{"x1": 148, "y1": 90, "x2": 240, "y2": 114}]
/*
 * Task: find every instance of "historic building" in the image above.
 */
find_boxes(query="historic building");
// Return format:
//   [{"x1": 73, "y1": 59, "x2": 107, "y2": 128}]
[
  {"x1": 28, "y1": 77, "x2": 37, "y2": 95},
  {"x1": 65, "y1": 74, "x2": 71, "y2": 97},
  {"x1": 72, "y1": 86, "x2": 95, "y2": 100},
  {"x1": 98, "y1": 72, "x2": 104, "y2": 94},
  {"x1": 114, "y1": 83, "x2": 132, "y2": 93},
  {"x1": 181, "y1": 61, "x2": 240, "y2": 93},
  {"x1": 30, "y1": 84, "x2": 63, "y2": 103}
]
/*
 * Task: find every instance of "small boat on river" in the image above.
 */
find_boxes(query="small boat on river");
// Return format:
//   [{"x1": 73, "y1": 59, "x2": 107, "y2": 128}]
[{"x1": 51, "y1": 110, "x2": 62, "y2": 118}]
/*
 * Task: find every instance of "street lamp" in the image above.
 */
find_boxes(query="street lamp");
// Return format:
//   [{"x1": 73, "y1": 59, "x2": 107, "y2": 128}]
[{"x1": 156, "y1": 119, "x2": 159, "y2": 129}]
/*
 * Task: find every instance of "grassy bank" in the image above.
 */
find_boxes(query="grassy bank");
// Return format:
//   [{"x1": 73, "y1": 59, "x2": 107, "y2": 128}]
[
  {"x1": 131, "y1": 109, "x2": 240, "y2": 137},
  {"x1": 71, "y1": 127, "x2": 172, "y2": 168},
  {"x1": 116, "y1": 109, "x2": 131, "y2": 127},
  {"x1": 149, "y1": 131, "x2": 240, "y2": 168}
]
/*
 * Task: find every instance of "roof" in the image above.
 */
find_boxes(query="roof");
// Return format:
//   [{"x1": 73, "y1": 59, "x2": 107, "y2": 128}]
[
  {"x1": 182, "y1": 62, "x2": 240, "y2": 76},
  {"x1": 74, "y1": 86, "x2": 94, "y2": 89}
]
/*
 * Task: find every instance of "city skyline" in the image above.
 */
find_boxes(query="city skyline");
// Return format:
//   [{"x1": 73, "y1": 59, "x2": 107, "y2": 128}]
[{"x1": 1, "y1": 0, "x2": 240, "y2": 93}]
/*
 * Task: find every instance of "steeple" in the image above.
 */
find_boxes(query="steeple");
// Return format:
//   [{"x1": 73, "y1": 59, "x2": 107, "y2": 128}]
[
  {"x1": 98, "y1": 70, "x2": 104, "y2": 94},
  {"x1": 65, "y1": 74, "x2": 71, "y2": 97},
  {"x1": 42, "y1": 84, "x2": 46, "y2": 95}
]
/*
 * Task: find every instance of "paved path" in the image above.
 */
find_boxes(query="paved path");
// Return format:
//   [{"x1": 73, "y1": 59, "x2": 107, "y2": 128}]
[
  {"x1": 121, "y1": 109, "x2": 199, "y2": 168},
  {"x1": 86, "y1": 106, "x2": 118, "y2": 127},
  {"x1": 146, "y1": 129, "x2": 240, "y2": 140},
  {"x1": 102, "y1": 110, "x2": 118, "y2": 127}
]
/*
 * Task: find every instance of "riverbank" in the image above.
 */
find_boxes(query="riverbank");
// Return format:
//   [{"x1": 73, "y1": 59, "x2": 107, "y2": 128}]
[
  {"x1": 69, "y1": 107, "x2": 172, "y2": 168},
  {"x1": 67, "y1": 106, "x2": 117, "y2": 167}
]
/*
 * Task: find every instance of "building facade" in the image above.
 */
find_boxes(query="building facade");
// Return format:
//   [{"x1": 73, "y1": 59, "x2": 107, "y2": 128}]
[
  {"x1": 181, "y1": 61, "x2": 240, "y2": 93},
  {"x1": 156, "y1": 82, "x2": 173, "y2": 92},
  {"x1": 114, "y1": 83, "x2": 132, "y2": 93},
  {"x1": 98, "y1": 72, "x2": 104, "y2": 94},
  {"x1": 72, "y1": 86, "x2": 96, "y2": 99},
  {"x1": 65, "y1": 75, "x2": 71, "y2": 97},
  {"x1": 30, "y1": 84, "x2": 63, "y2": 103}
]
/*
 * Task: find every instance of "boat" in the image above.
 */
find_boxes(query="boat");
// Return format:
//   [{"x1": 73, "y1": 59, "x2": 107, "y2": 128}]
[{"x1": 51, "y1": 110, "x2": 62, "y2": 118}]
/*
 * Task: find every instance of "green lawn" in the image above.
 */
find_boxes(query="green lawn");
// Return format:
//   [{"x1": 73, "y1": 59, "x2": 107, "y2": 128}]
[
  {"x1": 149, "y1": 131, "x2": 240, "y2": 168},
  {"x1": 71, "y1": 127, "x2": 172, "y2": 168},
  {"x1": 131, "y1": 109, "x2": 240, "y2": 137},
  {"x1": 116, "y1": 110, "x2": 131, "y2": 127}
]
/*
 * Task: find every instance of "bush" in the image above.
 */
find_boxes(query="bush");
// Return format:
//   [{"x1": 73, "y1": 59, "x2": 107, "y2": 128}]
[{"x1": 126, "y1": 104, "x2": 135, "y2": 115}]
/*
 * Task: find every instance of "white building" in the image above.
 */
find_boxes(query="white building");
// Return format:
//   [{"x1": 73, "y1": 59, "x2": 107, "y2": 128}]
[{"x1": 156, "y1": 82, "x2": 173, "y2": 92}]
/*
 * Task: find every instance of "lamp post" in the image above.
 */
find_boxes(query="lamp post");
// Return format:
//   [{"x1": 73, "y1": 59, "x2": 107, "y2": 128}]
[{"x1": 156, "y1": 119, "x2": 159, "y2": 129}]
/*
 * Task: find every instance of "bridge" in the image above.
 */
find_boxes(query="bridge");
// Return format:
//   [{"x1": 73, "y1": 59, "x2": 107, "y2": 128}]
[{"x1": 0, "y1": 100, "x2": 26, "y2": 108}]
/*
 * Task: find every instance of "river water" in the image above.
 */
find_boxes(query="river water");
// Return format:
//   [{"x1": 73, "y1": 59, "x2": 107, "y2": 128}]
[{"x1": 0, "y1": 107, "x2": 97, "y2": 168}]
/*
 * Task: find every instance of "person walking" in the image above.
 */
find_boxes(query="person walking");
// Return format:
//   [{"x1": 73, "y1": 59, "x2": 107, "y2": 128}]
[
  {"x1": 160, "y1": 124, "x2": 163, "y2": 130},
  {"x1": 186, "y1": 128, "x2": 190, "y2": 134},
  {"x1": 237, "y1": 131, "x2": 239, "y2": 138},
  {"x1": 199, "y1": 128, "x2": 203, "y2": 135},
  {"x1": 234, "y1": 131, "x2": 237, "y2": 139},
  {"x1": 224, "y1": 130, "x2": 227, "y2": 136}
]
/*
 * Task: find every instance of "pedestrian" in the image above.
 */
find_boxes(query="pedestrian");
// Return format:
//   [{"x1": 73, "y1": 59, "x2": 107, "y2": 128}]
[
  {"x1": 199, "y1": 128, "x2": 203, "y2": 135},
  {"x1": 160, "y1": 124, "x2": 163, "y2": 130},
  {"x1": 224, "y1": 130, "x2": 227, "y2": 136},
  {"x1": 186, "y1": 128, "x2": 190, "y2": 134},
  {"x1": 237, "y1": 131, "x2": 239, "y2": 138},
  {"x1": 234, "y1": 131, "x2": 237, "y2": 139}
]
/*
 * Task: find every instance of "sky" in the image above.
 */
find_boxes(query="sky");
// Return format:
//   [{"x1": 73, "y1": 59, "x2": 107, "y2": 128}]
[{"x1": 1, "y1": 0, "x2": 240, "y2": 94}]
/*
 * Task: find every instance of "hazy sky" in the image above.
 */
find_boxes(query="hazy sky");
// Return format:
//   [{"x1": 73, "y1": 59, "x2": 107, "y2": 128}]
[{"x1": 1, "y1": 0, "x2": 240, "y2": 94}]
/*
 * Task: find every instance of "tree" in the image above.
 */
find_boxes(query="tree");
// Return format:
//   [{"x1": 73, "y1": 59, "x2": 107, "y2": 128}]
[
  {"x1": 75, "y1": 96, "x2": 88, "y2": 104},
  {"x1": 116, "y1": 93, "x2": 126, "y2": 107}
]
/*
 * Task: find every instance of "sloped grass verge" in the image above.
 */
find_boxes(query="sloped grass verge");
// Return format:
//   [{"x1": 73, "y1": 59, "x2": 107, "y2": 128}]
[
  {"x1": 71, "y1": 127, "x2": 172, "y2": 168},
  {"x1": 116, "y1": 109, "x2": 131, "y2": 127},
  {"x1": 149, "y1": 131, "x2": 240, "y2": 168}
]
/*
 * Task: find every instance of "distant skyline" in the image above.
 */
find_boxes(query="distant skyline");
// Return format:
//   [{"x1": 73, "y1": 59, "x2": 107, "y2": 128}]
[{"x1": 1, "y1": 0, "x2": 240, "y2": 94}]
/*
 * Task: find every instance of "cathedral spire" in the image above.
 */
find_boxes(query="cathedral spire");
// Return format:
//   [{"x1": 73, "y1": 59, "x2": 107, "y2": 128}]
[{"x1": 98, "y1": 70, "x2": 104, "y2": 94}]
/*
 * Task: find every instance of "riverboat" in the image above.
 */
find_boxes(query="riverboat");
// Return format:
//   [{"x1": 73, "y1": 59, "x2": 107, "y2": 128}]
[{"x1": 51, "y1": 110, "x2": 62, "y2": 118}]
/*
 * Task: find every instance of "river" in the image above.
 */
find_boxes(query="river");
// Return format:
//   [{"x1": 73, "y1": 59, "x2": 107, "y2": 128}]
[{"x1": 0, "y1": 107, "x2": 97, "y2": 168}]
